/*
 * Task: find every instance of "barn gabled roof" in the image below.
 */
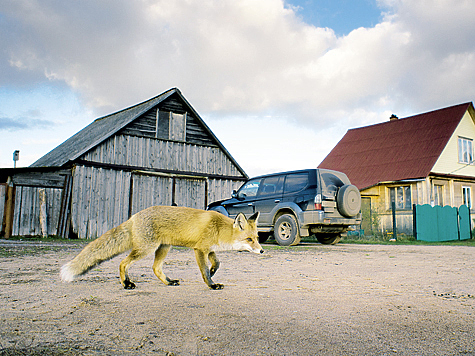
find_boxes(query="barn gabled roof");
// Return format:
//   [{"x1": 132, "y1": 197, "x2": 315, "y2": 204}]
[
  {"x1": 30, "y1": 88, "x2": 247, "y2": 178},
  {"x1": 318, "y1": 102, "x2": 474, "y2": 190}
]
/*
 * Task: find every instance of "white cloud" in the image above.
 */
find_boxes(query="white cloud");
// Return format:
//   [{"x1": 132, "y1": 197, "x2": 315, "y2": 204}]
[{"x1": 2, "y1": 0, "x2": 475, "y2": 174}]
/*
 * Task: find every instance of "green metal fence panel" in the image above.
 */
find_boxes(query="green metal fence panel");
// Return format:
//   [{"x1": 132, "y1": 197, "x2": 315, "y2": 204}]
[
  {"x1": 415, "y1": 204, "x2": 438, "y2": 242},
  {"x1": 458, "y1": 205, "x2": 471, "y2": 241},
  {"x1": 414, "y1": 204, "x2": 471, "y2": 241},
  {"x1": 437, "y1": 205, "x2": 459, "y2": 241}
]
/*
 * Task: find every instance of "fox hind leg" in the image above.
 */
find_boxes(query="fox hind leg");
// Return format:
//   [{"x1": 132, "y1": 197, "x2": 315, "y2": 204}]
[
  {"x1": 153, "y1": 245, "x2": 179, "y2": 286},
  {"x1": 195, "y1": 249, "x2": 223, "y2": 290},
  {"x1": 119, "y1": 249, "x2": 148, "y2": 289},
  {"x1": 208, "y1": 251, "x2": 220, "y2": 277}
]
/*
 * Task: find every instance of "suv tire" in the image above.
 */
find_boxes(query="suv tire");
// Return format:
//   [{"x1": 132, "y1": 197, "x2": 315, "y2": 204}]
[
  {"x1": 274, "y1": 214, "x2": 301, "y2": 246},
  {"x1": 337, "y1": 184, "x2": 361, "y2": 218}
]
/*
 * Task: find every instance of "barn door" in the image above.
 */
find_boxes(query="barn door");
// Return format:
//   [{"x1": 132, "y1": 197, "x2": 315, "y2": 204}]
[
  {"x1": 173, "y1": 178, "x2": 207, "y2": 209},
  {"x1": 129, "y1": 173, "x2": 172, "y2": 216},
  {"x1": 130, "y1": 173, "x2": 208, "y2": 215}
]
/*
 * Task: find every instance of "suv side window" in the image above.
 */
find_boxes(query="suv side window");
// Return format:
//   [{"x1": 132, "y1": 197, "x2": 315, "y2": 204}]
[
  {"x1": 284, "y1": 173, "x2": 308, "y2": 193},
  {"x1": 258, "y1": 176, "x2": 283, "y2": 197},
  {"x1": 237, "y1": 179, "x2": 261, "y2": 199}
]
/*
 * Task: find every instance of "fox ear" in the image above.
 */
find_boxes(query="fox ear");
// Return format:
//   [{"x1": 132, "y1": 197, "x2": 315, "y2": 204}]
[
  {"x1": 233, "y1": 213, "x2": 247, "y2": 230},
  {"x1": 248, "y1": 212, "x2": 260, "y2": 223}
]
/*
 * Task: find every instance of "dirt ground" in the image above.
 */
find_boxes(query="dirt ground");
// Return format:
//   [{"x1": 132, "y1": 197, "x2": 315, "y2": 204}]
[{"x1": 0, "y1": 239, "x2": 474, "y2": 356}]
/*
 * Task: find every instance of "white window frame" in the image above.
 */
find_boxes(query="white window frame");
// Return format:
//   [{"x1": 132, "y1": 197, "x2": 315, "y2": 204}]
[
  {"x1": 458, "y1": 137, "x2": 473, "y2": 164},
  {"x1": 462, "y1": 186, "x2": 472, "y2": 209}
]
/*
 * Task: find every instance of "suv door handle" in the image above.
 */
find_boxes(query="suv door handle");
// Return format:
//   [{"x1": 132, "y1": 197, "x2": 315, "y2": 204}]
[{"x1": 274, "y1": 200, "x2": 281, "y2": 203}]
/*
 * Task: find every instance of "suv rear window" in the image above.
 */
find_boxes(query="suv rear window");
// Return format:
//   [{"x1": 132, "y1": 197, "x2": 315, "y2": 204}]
[{"x1": 284, "y1": 173, "x2": 308, "y2": 193}]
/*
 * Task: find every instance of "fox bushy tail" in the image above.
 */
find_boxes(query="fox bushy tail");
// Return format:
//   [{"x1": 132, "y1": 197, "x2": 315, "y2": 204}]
[{"x1": 60, "y1": 221, "x2": 133, "y2": 282}]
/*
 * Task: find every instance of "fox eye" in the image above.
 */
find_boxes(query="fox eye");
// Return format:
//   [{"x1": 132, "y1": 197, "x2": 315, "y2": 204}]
[{"x1": 246, "y1": 238, "x2": 253, "y2": 242}]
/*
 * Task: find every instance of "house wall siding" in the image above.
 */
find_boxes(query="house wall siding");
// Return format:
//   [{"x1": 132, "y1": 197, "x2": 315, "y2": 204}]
[{"x1": 432, "y1": 110, "x2": 475, "y2": 176}]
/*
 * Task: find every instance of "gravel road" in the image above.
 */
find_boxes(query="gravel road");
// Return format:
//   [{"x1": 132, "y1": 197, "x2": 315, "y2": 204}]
[{"x1": 0, "y1": 239, "x2": 474, "y2": 355}]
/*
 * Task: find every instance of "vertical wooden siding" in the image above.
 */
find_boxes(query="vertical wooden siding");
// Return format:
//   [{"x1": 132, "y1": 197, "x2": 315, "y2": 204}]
[
  {"x1": 0, "y1": 184, "x2": 5, "y2": 230},
  {"x1": 207, "y1": 179, "x2": 243, "y2": 204},
  {"x1": 70, "y1": 166, "x2": 245, "y2": 239},
  {"x1": 174, "y1": 178, "x2": 206, "y2": 209},
  {"x1": 81, "y1": 135, "x2": 242, "y2": 177},
  {"x1": 71, "y1": 166, "x2": 131, "y2": 239},
  {"x1": 129, "y1": 174, "x2": 172, "y2": 216},
  {"x1": 11, "y1": 186, "x2": 63, "y2": 236}
]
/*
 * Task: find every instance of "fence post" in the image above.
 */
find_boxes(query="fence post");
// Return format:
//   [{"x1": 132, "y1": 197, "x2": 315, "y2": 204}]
[
  {"x1": 392, "y1": 201, "x2": 397, "y2": 241},
  {"x1": 413, "y1": 204, "x2": 417, "y2": 240}
]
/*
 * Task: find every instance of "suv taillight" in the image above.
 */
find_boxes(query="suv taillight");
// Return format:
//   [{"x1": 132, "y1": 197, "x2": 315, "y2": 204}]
[{"x1": 314, "y1": 194, "x2": 322, "y2": 210}]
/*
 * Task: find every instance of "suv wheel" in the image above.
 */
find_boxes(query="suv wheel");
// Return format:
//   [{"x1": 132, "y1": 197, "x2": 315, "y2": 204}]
[
  {"x1": 274, "y1": 214, "x2": 301, "y2": 246},
  {"x1": 316, "y1": 233, "x2": 341, "y2": 245}
]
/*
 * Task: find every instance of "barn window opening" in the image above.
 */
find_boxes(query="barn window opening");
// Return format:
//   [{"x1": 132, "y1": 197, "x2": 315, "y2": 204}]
[
  {"x1": 389, "y1": 186, "x2": 411, "y2": 210},
  {"x1": 156, "y1": 110, "x2": 187, "y2": 142}
]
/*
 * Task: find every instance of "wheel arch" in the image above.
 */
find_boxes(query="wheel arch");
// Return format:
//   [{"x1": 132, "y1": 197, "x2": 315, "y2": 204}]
[{"x1": 272, "y1": 206, "x2": 299, "y2": 227}]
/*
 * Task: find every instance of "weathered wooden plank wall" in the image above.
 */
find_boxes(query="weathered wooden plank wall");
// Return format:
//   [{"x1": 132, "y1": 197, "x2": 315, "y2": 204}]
[
  {"x1": 207, "y1": 179, "x2": 243, "y2": 204},
  {"x1": 129, "y1": 173, "x2": 172, "y2": 216},
  {"x1": 0, "y1": 184, "x2": 5, "y2": 229},
  {"x1": 70, "y1": 166, "x2": 245, "y2": 239},
  {"x1": 174, "y1": 178, "x2": 206, "y2": 209},
  {"x1": 81, "y1": 135, "x2": 242, "y2": 177},
  {"x1": 71, "y1": 166, "x2": 131, "y2": 239},
  {"x1": 11, "y1": 186, "x2": 63, "y2": 236}
]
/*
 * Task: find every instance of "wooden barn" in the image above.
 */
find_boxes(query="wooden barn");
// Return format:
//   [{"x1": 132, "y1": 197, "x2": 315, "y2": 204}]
[{"x1": 0, "y1": 88, "x2": 247, "y2": 239}]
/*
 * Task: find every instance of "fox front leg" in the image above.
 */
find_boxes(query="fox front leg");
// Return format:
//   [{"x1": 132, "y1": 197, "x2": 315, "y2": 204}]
[
  {"x1": 208, "y1": 251, "x2": 220, "y2": 277},
  {"x1": 194, "y1": 249, "x2": 223, "y2": 290}
]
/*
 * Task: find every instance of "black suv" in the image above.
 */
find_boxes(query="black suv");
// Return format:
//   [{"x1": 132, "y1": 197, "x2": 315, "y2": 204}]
[{"x1": 207, "y1": 169, "x2": 361, "y2": 246}]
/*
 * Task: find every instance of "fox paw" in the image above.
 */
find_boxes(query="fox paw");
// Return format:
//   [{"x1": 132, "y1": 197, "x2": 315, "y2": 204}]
[
  {"x1": 166, "y1": 278, "x2": 180, "y2": 286},
  {"x1": 123, "y1": 280, "x2": 136, "y2": 289},
  {"x1": 210, "y1": 283, "x2": 224, "y2": 290}
]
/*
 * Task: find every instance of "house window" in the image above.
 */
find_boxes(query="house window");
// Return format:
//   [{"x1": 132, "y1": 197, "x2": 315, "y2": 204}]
[
  {"x1": 433, "y1": 185, "x2": 443, "y2": 206},
  {"x1": 458, "y1": 137, "x2": 473, "y2": 164},
  {"x1": 389, "y1": 186, "x2": 411, "y2": 210},
  {"x1": 462, "y1": 186, "x2": 472, "y2": 208}
]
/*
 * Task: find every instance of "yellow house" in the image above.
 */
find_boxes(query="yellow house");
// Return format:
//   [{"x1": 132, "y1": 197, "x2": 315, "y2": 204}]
[{"x1": 319, "y1": 102, "x2": 475, "y2": 235}]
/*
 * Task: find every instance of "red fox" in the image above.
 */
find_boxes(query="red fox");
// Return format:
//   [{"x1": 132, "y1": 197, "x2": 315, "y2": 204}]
[{"x1": 60, "y1": 206, "x2": 263, "y2": 290}]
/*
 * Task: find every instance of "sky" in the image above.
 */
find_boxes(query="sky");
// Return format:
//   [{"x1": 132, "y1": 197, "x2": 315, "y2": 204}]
[{"x1": 1, "y1": 0, "x2": 475, "y2": 178}]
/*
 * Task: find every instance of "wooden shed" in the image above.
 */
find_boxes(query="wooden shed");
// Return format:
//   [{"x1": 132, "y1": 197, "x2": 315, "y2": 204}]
[{"x1": 0, "y1": 88, "x2": 247, "y2": 239}]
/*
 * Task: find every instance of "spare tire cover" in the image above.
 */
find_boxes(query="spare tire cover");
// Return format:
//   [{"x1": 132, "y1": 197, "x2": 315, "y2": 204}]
[{"x1": 337, "y1": 184, "x2": 361, "y2": 217}]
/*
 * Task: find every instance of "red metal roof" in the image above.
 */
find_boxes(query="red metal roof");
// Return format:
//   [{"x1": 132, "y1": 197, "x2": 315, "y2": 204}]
[{"x1": 318, "y1": 102, "x2": 473, "y2": 190}]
